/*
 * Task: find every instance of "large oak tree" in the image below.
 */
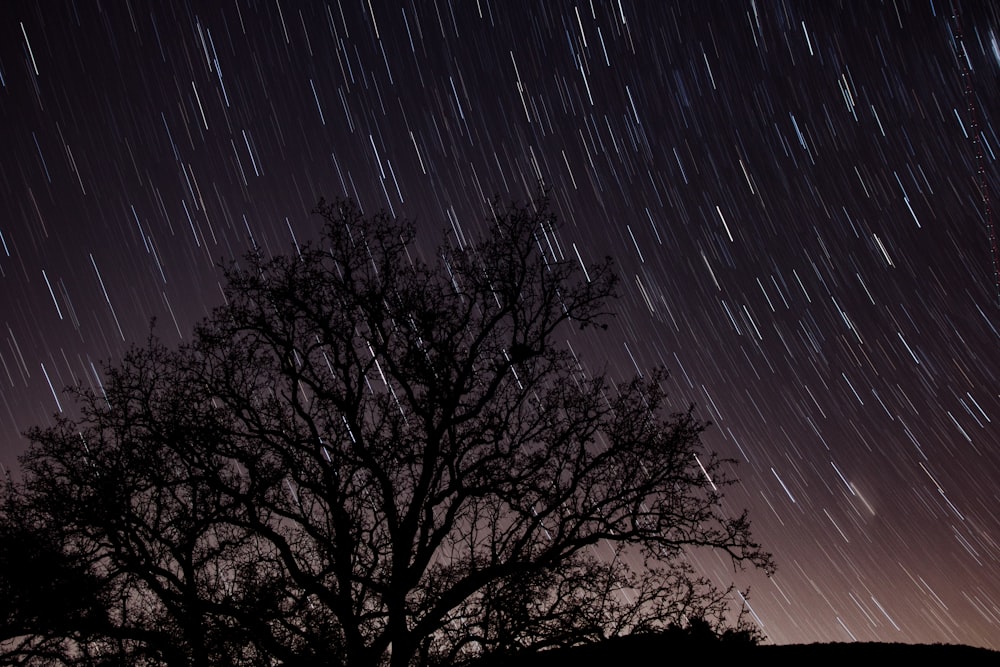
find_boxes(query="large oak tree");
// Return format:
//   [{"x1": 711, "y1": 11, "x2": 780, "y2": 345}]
[{"x1": 1, "y1": 196, "x2": 772, "y2": 667}]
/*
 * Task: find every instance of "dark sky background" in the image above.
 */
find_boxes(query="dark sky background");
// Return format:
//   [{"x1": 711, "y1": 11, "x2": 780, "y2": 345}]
[{"x1": 2, "y1": 0, "x2": 999, "y2": 651}]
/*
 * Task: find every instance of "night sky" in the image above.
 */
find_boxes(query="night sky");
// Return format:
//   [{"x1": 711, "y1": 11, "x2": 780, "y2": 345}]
[{"x1": 2, "y1": 0, "x2": 999, "y2": 651}]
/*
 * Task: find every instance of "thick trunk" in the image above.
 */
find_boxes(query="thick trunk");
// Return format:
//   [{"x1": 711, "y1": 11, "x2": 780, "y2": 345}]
[
  {"x1": 388, "y1": 640, "x2": 417, "y2": 667},
  {"x1": 387, "y1": 607, "x2": 417, "y2": 667}
]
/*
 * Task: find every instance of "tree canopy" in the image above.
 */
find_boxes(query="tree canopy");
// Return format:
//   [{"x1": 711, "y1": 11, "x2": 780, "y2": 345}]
[{"x1": 0, "y1": 195, "x2": 773, "y2": 667}]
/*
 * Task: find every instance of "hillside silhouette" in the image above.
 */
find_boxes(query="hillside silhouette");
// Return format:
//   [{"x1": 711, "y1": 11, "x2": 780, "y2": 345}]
[{"x1": 477, "y1": 634, "x2": 1000, "y2": 667}]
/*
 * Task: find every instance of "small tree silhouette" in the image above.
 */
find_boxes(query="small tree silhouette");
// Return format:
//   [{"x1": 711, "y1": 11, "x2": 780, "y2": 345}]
[{"x1": 1, "y1": 195, "x2": 772, "y2": 667}]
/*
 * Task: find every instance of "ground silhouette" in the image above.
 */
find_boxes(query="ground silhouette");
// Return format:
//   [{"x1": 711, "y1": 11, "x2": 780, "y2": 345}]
[{"x1": 477, "y1": 634, "x2": 1000, "y2": 667}]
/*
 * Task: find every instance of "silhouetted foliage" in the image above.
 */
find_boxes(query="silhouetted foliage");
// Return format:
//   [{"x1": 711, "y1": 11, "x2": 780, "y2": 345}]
[{"x1": 0, "y1": 195, "x2": 773, "y2": 667}]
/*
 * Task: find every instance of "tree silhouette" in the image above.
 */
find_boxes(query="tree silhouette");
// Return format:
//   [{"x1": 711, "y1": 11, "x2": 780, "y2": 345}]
[{"x1": 1, "y1": 195, "x2": 773, "y2": 667}]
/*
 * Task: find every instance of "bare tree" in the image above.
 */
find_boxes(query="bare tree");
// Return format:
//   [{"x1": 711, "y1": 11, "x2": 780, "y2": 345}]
[{"x1": 1, "y1": 195, "x2": 772, "y2": 667}]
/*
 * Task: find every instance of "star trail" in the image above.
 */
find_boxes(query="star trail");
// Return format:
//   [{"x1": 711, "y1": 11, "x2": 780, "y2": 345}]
[{"x1": 2, "y1": 0, "x2": 1000, "y2": 651}]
